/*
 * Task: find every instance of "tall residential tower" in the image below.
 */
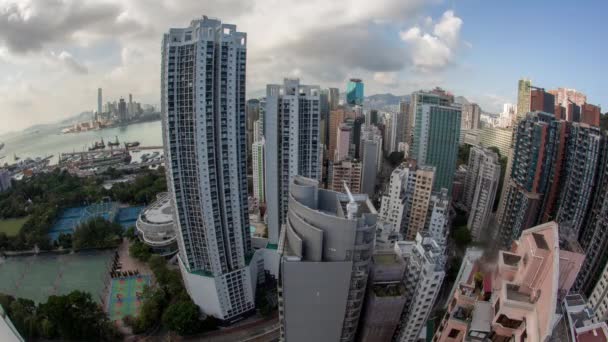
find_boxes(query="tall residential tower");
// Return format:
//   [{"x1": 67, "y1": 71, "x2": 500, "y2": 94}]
[
  {"x1": 264, "y1": 79, "x2": 321, "y2": 245},
  {"x1": 411, "y1": 88, "x2": 461, "y2": 193},
  {"x1": 161, "y1": 17, "x2": 256, "y2": 322}
]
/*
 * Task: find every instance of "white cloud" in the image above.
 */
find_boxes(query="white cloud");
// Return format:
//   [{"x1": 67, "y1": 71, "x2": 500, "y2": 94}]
[
  {"x1": 373, "y1": 72, "x2": 398, "y2": 87},
  {"x1": 0, "y1": 0, "x2": 468, "y2": 133},
  {"x1": 400, "y1": 10, "x2": 464, "y2": 72},
  {"x1": 51, "y1": 51, "x2": 88, "y2": 74}
]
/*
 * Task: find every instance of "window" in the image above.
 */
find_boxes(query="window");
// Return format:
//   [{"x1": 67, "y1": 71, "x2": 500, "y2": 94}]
[{"x1": 448, "y1": 329, "x2": 460, "y2": 338}]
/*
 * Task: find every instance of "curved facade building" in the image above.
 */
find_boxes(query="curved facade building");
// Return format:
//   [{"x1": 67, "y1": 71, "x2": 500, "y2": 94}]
[
  {"x1": 278, "y1": 176, "x2": 377, "y2": 342},
  {"x1": 135, "y1": 193, "x2": 178, "y2": 256}
]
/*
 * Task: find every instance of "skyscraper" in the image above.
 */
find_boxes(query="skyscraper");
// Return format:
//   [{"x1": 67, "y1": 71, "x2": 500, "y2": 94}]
[
  {"x1": 393, "y1": 233, "x2": 446, "y2": 342},
  {"x1": 460, "y1": 102, "x2": 481, "y2": 130},
  {"x1": 496, "y1": 112, "x2": 566, "y2": 248},
  {"x1": 252, "y1": 138, "x2": 265, "y2": 203},
  {"x1": 574, "y1": 133, "x2": 608, "y2": 295},
  {"x1": 555, "y1": 123, "x2": 601, "y2": 235},
  {"x1": 278, "y1": 176, "x2": 377, "y2": 342},
  {"x1": 426, "y1": 188, "x2": 450, "y2": 248},
  {"x1": 411, "y1": 89, "x2": 462, "y2": 193},
  {"x1": 328, "y1": 87, "x2": 340, "y2": 110},
  {"x1": 516, "y1": 78, "x2": 532, "y2": 122},
  {"x1": 464, "y1": 146, "x2": 501, "y2": 241},
  {"x1": 329, "y1": 108, "x2": 356, "y2": 162},
  {"x1": 383, "y1": 111, "x2": 400, "y2": 154},
  {"x1": 118, "y1": 98, "x2": 127, "y2": 123},
  {"x1": 360, "y1": 125, "x2": 383, "y2": 197},
  {"x1": 378, "y1": 161, "x2": 435, "y2": 240},
  {"x1": 128, "y1": 93, "x2": 133, "y2": 117},
  {"x1": 246, "y1": 99, "x2": 261, "y2": 152},
  {"x1": 161, "y1": 17, "x2": 257, "y2": 322},
  {"x1": 397, "y1": 100, "x2": 410, "y2": 146},
  {"x1": 264, "y1": 79, "x2": 321, "y2": 245},
  {"x1": 335, "y1": 123, "x2": 352, "y2": 162},
  {"x1": 329, "y1": 159, "x2": 362, "y2": 194},
  {"x1": 346, "y1": 78, "x2": 364, "y2": 106},
  {"x1": 97, "y1": 88, "x2": 102, "y2": 115}
]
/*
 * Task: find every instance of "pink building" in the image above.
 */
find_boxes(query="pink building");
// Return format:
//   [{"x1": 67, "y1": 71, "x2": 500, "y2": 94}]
[
  {"x1": 334, "y1": 123, "x2": 352, "y2": 162},
  {"x1": 434, "y1": 221, "x2": 584, "y2": 342}
]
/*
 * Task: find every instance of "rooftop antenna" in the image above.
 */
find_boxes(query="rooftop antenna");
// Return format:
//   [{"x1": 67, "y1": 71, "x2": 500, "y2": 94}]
[{"x1": 343, "y1": 181, "x2": 358, "y2": 220}]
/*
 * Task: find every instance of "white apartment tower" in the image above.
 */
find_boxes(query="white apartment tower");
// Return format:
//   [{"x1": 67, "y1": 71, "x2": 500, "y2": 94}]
[
  {"x1": 264, "y1": 78, "x2": 321, "y2": 245},
  {"x1": 252, "y1": 138, "x2": 265, "y2": 203},
  {"x1": 588, "y1": 260, "x2": 608, "y2": 323},
  {"x1": 464, "y1": 146, "x2": 501, "y2": 241},
  {"x1": 394, "y1": 233, "x2": 446, "y2": 342},
  {"x1": 360, "y1": 124, "x2": 383, "y2": 197},
  {"x1": 378, "y1": 161, "x2": 435, "y2": 240},
  {"x1": 426, "y1": 188, "x2": 450, "y2": 248},
  {"x1": 161, "y1": 17, "x2": 257, "y2": 322}
]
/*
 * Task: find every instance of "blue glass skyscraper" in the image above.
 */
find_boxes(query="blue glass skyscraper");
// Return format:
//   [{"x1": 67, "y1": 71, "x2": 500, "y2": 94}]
[{"x1": 346, "y1": 78, "x2": 364, "y2": 106}]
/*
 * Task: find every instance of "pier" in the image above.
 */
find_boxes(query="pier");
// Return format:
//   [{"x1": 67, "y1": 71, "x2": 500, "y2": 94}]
[{"x1": 59, "y1": 146, "x2": 163, "y2": 159}]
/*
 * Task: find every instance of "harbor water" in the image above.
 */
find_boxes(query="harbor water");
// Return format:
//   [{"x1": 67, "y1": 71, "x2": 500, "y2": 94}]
[{"x1": 0, "y1": 121, "x2": 163, "y2": 165}]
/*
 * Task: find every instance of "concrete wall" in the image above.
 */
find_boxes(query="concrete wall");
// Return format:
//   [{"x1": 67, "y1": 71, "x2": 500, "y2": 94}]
[{"x1": 281, "y1": 260, "x2": 353, "y2": 342}]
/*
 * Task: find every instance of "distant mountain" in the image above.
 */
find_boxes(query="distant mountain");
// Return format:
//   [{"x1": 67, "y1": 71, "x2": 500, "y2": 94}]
[
  {"x1": 364, "y1": 93, "x2": 410, "y2": 110},
  {"x1": 20, "y1": 111, "x2": 94, "y2": 134}
]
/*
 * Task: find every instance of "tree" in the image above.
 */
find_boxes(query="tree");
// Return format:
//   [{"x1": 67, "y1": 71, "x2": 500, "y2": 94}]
[
  {"x1": 162, "y1": 299, "x2": 202, "y2": 335},
  {"x1": 9, "y1": 298, "x2": 38, "y2": 339},
  {"x1": 452, "y1": 226, "x2": 472, "y2": 249},
  {"x1": 387, "y1": 151, "x2": 405, "y2": 167},
  {"x1": 136, "y1": 287, "x2": 166, "y2": 332},
  {"x1": 457, "y1": 144, "x2": 471, "y2": 166},
  {"x1": 125, "y1": 226, "x2": 137, "y2": 241},
  {"x1": 72, "y1": 217, "x2": 123, "y2": 249},
  {"x1": 56, "y1": 233, "x2": 72, "y2": 249},
  {"x1": 129, "y1": 240, "x2": 151, "y2": 262},
  {"x1": 39, "y1": 291, "x2": 120, "y2": 341}
]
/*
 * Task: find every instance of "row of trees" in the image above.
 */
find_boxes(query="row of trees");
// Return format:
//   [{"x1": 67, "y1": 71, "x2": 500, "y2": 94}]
[
  {"x1": 0, "y1": 291, "x2": 121, "y2": 341},
  {"x1": 124, "y1": 255, "x2": 219, "y2": 335},
  {"x1": 0, "y1": 168, "x2": 166, "y2": 251}
]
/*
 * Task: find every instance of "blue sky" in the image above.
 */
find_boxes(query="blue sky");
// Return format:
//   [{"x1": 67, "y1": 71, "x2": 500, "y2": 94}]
[
  {"x1": 0, "y1": 0, "x2": 605, "y2": 133},
  {"x1": 439, "y1": 0, "x2": 607, "y2": 111}
]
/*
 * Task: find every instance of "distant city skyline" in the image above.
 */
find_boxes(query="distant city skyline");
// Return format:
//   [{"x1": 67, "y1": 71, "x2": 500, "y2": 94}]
[{"x1": 0, "y1": 0, "x2": 606, "y2": 134}]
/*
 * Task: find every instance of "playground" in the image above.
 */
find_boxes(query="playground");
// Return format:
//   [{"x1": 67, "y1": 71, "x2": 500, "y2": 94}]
[
  {"x1": 107, "y1": 275, "x2": 151, "y2": 322},
  {"x1": 48, "y1": 203, "x2": 144, "y2": 241},
  {"x1": 0, "y1": 250, "x2": 114, "y2": 303}
]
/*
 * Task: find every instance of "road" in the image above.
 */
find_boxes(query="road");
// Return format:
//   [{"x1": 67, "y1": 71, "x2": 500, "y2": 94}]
[{"x1": 184, "y1": 314, "x2": 279, "y2": 342}]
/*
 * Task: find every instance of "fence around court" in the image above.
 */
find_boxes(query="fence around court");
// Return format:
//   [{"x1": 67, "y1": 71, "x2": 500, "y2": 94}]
[
  {"x1": 47, "y1": 203, "x2": 144, "y2": 241},
  {"x1": 0, "y1": 250, "x2": 114, "y2": 304}
]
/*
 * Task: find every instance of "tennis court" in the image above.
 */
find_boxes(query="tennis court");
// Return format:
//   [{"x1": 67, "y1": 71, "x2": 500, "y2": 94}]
[
  {"x1": 107, "y1": 275, "x2": 151, "y2": 322},
  {"x1": 48, "y1": 203, "x2": 144, "y2": 241},
  {"x1": 0, "y1": 250, "x2": 114, "y2": 303},
  {"x1": 116, "y1": 206, "x2": 145, "y2": 228}
]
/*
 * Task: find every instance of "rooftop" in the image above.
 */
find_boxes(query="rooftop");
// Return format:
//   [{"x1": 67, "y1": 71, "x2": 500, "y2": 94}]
[
  {"x1": 373, "y1": 252, "x2": 401, "y2": 265},
  {"x1": 140, "y1": 193, "x2": 173, "y2": 224},
  {"x1": 470, "y1": 301, "x2": 493, "y2": 333},
  {"x1": 502, "y1": 252, "x2": 521, "y2": 266},
  {"x1": 505, "y1": 283, "x2": 534, "y2": 304},
  {"x1": 532, "y1": 232, "x2": 549, "y2": 250},
  {"x1": 577, "y1": 327, "x2": 608, "y2": 342}
]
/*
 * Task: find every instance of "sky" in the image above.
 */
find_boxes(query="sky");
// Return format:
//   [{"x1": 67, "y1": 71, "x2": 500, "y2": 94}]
[{"x1": 0, "y1": 0, "x2": 606, "y2": 134}]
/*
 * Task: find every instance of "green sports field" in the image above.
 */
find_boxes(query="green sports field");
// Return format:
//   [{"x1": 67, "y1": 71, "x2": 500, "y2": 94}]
[
  {"x1": 107, "y1": 275, "x2": 151, "y2": 322},
  {"x1": 0, "y1": 250, "x2": 114, "y2": 303},
  {"x1": 0, "y1": 217, "x2": 29, "y2": 237}
]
